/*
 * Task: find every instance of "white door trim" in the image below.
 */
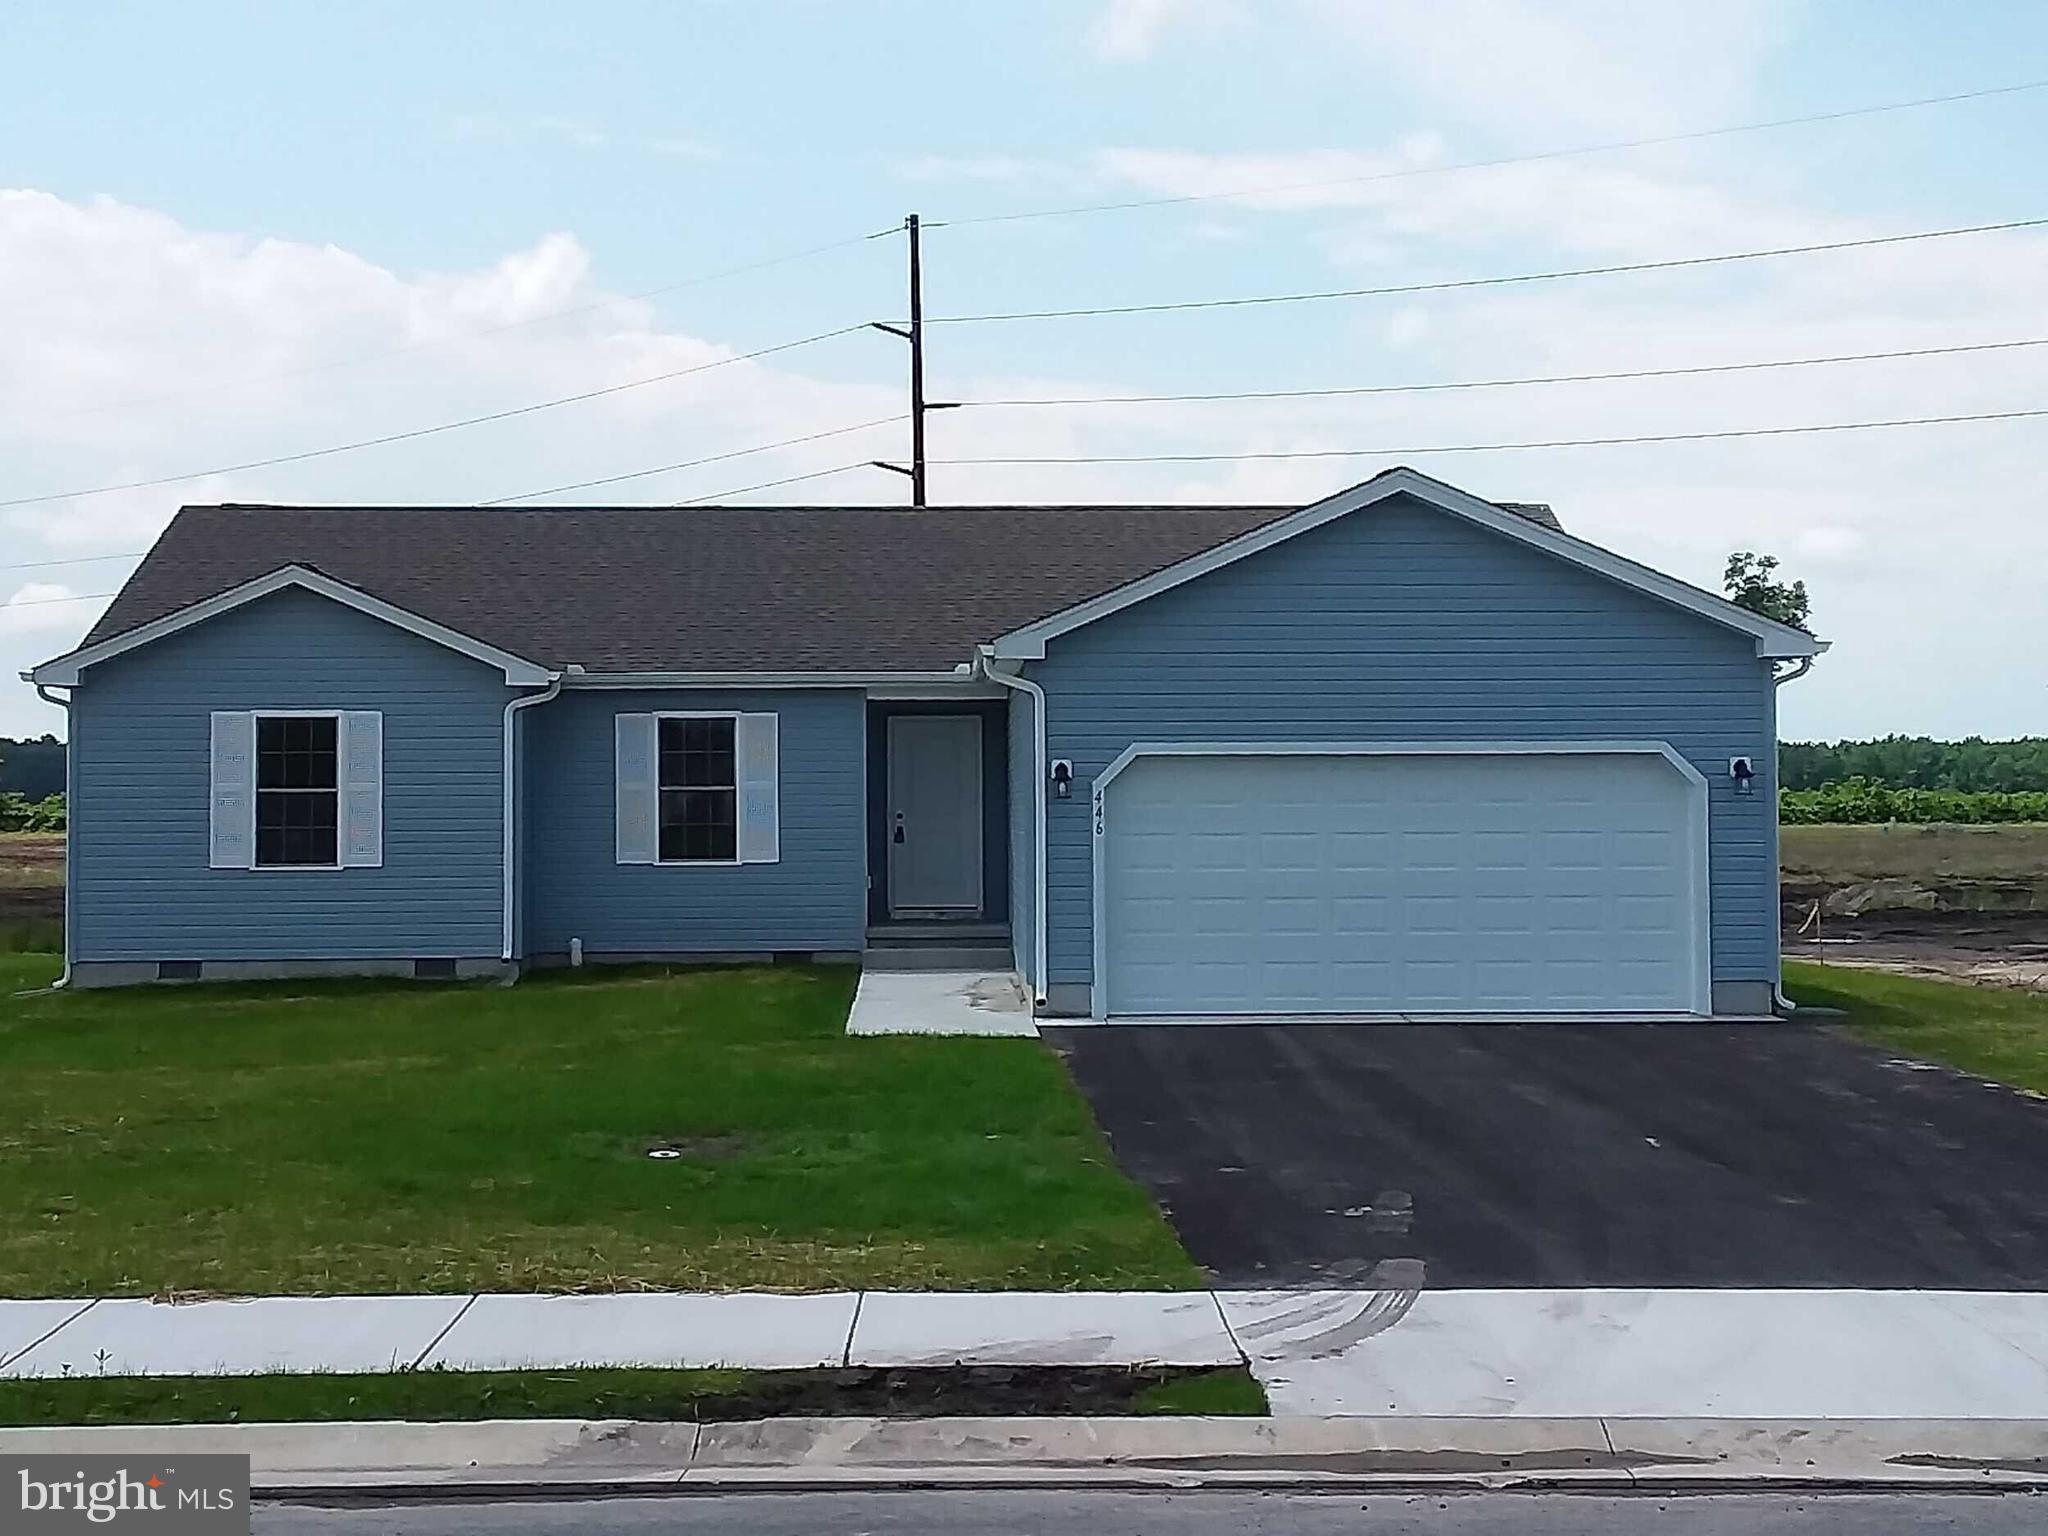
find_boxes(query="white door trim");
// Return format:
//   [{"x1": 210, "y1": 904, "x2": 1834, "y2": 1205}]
[{"x1": 1088, "y1": 739, "x2": 1713, "y2": 1020}]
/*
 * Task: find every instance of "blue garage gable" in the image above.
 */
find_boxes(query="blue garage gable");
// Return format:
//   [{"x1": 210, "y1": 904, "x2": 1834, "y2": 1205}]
[{"x1": 1020, "y1": 489, "x2": 1786, "y2": 1015}]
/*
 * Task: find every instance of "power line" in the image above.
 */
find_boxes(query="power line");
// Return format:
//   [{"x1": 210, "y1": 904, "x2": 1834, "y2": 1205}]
[
  {"x1": 484, "y1": 416, "x2": 905, "y2": 503},
  {"x1": 0, "y1": 589, "x2": 118, "y2": 609},
  {"x1": 934, "y1": 404, "x2": 2048, "y2": 466},
  {"x1": 43, "y1": 227, "x2": 900, "y2": 421},
  {"x1": 929, "y1": 78, "x2": 2048, "y2": 228},
  {"x1": 926, "y1": 215, "x2": 2048, "y2": 325},
  {"x1": 953, "y1": 335, "x2": 2048, "y2": 408},
  {"x1": 673, "y1": 460, "x2": 878, "y2": 504},
  {"x1": 0, "y1": 323, "x2": 871, "y2": 511},
  {"x1": 0, "y1": 550, "x2": 146, "y2": 573}
]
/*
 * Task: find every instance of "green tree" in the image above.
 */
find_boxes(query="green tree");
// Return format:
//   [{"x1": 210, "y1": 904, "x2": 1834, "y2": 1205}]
[{"x1": 1724, "y1": 551, "x2": 1811, "y2": 630}]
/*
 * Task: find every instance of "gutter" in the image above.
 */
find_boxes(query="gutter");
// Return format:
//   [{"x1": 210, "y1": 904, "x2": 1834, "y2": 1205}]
[
  {"x1": 501, "y1": 674, "x2": 564, "y2": 964},
  {"x1": 975, "y1": 649, "x2": 1049, "y2": 1008},
  {"x1": 30, "y1": 682, "x2": 73, "y2": 989},
  {"x1": 1770, "y1": 654, "x2": 1818, "y2": 1014}
]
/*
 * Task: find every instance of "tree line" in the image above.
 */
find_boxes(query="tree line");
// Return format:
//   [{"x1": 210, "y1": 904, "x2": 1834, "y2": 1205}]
[{"x1": 1780, "y1": 736, "x2": 2048, "y2": 793}]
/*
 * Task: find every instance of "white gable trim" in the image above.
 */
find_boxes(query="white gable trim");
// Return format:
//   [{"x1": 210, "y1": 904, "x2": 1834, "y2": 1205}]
[
  {"x1": 27, "y1": 565, "x2": 554, "y2": 686},
  {"x1": 986, "y1": 466, "x2": 1825, "y2": 661}
]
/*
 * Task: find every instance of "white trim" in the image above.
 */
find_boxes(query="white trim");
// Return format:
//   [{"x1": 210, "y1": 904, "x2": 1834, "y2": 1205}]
[
  {"x1": 564, "y1": 671, "x2": 977, "y2": 690},
  {"x1": 989, "y1": 466, "x2": 1824, "y2": 662},
  {"x1": 246, "y1": 709, "x2": 345, "y2": 872},
  {"x1": 29, "y1": 565, "x2": 554, "y2": 686},
  {"x1": 977, "y1": 652, "x2": 1049, "y2": 1003},
  {"x1": 502, "y1": 676, "x2": 563, "y2": 960},
  {"x1": 651, "y1": 710, "x2": 743, "y2": 867},
  {"x1": 1088, "y1": 739, "x2": 1713, "y2": 1021},
  {"x1": 35, "y1": 683, "x2": 74, "y2": 988}
]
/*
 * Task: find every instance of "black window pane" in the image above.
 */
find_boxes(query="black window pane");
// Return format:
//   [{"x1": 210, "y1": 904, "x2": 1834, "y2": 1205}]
[
  {"x1": 257, "y1": 716, "x2": 337, "y2": 790},
  {"x1": 256, "y1": 787, "x2": 338, "y2": 866},
  {"x1": 658, "y1": 717, "x2": 735, "y2": 789},
  {"x1": 658, "y1": 788, "x2": 736, "y2": 861}
]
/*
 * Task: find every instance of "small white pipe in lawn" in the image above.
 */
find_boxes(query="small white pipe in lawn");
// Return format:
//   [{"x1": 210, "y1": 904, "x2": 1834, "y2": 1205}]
[
  {"x1": 976, "y1": 649, "x2": 1048, "y2": 1007},
  {"x1": 501, "y1": 674, "x2": 563, "y2": 964},
  {"x1": 32, "y1": 682, "x2": 73, "y2": 989},
  {"x1": 1771, "y1": 654, "x2": 1818, "y2": 1015}
]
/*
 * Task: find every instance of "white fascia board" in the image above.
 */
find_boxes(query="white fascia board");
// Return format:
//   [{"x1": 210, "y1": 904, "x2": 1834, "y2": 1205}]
[
  {"x1": 987, "y1": 465, "x2": 1824, "y2": 661},
  {"x1": 560, "y1": 671, "x2": 980, "y2": 690},
  {"x1": 28, "y1": 565, "x2": 555, "y2": 686}
]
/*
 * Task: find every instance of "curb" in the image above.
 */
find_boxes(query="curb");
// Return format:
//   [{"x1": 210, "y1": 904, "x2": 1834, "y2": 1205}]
[{"x1": 5, "y1": 1416, "x2": 2046, "y2": 1497}]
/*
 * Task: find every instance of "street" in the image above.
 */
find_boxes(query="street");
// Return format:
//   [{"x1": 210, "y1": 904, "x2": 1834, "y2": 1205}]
[{"x1": 257, "y1": 1490, "x2": 2042, "y2": 1534}]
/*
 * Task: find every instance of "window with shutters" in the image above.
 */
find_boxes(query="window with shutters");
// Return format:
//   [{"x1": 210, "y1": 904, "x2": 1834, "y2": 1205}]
[
  {"x1": 255, "y1": 713, "x2": 340, "y2": 867},
  {"x1": 658, "y1": 714, "x2": 737, "y2": 863}
]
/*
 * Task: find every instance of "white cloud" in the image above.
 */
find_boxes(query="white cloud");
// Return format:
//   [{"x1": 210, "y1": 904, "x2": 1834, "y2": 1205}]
[
  {"x1": 0, "y1": 188, "x2": 907, "y2": 727},
  {"x1": 1304, "y1": 0, "x2": 1786, "y2": 137},
  {"x1": 1088, "y1": 0, "x2": 1238, "y2": 59},
  {"x1": 0, "y1": 583, "x2": 89, "y2": 637},
  {"x1": 450, "y1": 113, "x2": 720, "y2": 160}
]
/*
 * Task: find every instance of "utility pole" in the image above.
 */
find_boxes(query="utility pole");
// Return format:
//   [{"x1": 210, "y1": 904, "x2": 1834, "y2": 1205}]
[{"x1": 870, "y1": 214, "x2": 947, "y2": 506}]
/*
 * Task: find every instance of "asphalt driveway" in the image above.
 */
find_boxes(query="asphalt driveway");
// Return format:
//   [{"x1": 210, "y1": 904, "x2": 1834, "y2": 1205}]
[{"x1": 1043, "y1": 1021, "x2": 2048, "y2": 1289}]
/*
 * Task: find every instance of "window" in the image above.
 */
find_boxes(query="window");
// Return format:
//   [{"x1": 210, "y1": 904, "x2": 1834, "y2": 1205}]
[
  {"x1": 255, "y1": 714, "x2": 338, "y2": 867},
  {"x1": 658, "y1": 716, "x2": 736, "y2": 862}
]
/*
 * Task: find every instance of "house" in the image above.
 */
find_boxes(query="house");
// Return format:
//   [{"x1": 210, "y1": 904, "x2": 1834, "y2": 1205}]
[{"x1": 25, "y1": 467, "x2": 1822, "y2": 1017}]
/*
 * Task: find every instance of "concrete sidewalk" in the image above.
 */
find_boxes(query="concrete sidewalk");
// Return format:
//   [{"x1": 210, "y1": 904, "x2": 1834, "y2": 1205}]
[
  {"x1": 3, "y1": 1416, "x2": 2044, "y2": 1495},
  {"x1": 6, "y1": 1288, "x2": 2048, "y2": 1421}
]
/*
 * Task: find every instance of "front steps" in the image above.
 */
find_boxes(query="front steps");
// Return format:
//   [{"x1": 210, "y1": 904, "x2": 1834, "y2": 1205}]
[{"x1": 865, "y1": 922, "x2": 1014, "y2": 972}]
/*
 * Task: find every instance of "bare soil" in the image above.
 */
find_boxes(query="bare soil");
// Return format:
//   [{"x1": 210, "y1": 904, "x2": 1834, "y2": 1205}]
[
  {"x1": 0, "y1": 833, "x2": 62, "y2": 933},
  {"x1": 1784, "y1": 912, "x2": 2048, "y2": 993}
]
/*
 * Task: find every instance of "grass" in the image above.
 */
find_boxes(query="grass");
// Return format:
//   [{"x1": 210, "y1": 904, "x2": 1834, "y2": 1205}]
[
  {"x1": 0, "y1": 955, "x2": 1199, "y2": 1297},
  {"x1": 0, "y1": 1367, "x2": 750, "y2": 1427},
  {"x1": 1786, "y1": 959, "x2": 2048, "y2": 1095},
  {"x1": 1134, "y1": 1367, "x2": 1270, "y2": 1416},
  {"x1": 1779, "y1": 822, "x2": 2048, "y2": 885},
  {"x1": 0, "y1": 1366, "x2": 1268, "y2": 1426}
]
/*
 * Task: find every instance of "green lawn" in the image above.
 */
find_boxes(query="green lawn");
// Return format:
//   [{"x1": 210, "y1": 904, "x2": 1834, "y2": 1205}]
[
  {"x1": 1785, "y1": 959, "x2": 2048, "y2": 1094},
  {"x1": 0, "y1": 955, "x2": 1198, "y2": 1297},
  {"x1": 0, "y1": 1365, "x2": 1266, "y2": 1427}
]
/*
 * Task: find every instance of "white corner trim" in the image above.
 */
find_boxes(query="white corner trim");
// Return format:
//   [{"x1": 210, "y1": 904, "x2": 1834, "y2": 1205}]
[
  {"x1": 1087, "y1": 740, "x2": 1714, "y2": 1021},
  {"x1": 987, "y1": 466, "x2": 1823, "y2": 662},
  {"x1": 28, "y1": 565, "x2": 554, "y2": 686}
]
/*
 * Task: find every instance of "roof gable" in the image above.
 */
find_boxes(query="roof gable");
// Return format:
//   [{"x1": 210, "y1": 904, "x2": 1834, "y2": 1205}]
[
  {"x1": 28, "y1": 565, "x2": 555, "y2": 687},
  {"x1": 987, "y1": 467, "x2": 1823, "y2": 661}
]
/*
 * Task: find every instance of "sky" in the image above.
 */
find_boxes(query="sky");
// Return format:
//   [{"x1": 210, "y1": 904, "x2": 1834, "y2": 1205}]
[{"x1": 3, "y1": 0, "x2": 2047, "y2": 740}]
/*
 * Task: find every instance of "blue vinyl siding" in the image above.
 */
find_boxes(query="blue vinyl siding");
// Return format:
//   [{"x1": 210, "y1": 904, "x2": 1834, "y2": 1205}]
[
  {"x1": 70, "y1": 587, "x2": 507, "y2": 961},
  {"x1": 1007, "y1": 687, "x2": 1037, "y2": 984},
  {"x1": 523, "y1": 688, "x2": 866, "y2": 955},
  {"x1": 1029, "y1": 492, "x2": 1778, "y2": 990}
]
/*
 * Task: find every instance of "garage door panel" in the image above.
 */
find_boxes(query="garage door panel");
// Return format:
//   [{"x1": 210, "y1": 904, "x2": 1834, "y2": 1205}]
[{"x1": 1101, "y1": 751, "x2": 1702, "y2": 1016}]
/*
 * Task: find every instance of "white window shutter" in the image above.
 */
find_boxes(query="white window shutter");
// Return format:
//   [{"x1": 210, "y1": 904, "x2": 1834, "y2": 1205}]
[
  {"x1": 615, "y1": 713, "x2": 659, "y2": 864},
  {"x1": 209, "y1": 710, "x2": 256, "y2": 869},
  {"x1": 736, "y1": 712, "x2": 780, "y2": 864},
  {"x1": 339, "y1": 711, "x2": 384, "y2": 868}
]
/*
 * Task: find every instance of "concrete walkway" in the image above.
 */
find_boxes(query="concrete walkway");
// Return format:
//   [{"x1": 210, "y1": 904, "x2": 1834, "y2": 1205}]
[
  {"x1": 845, "y1": 970, "x2": 1038, "y2": 1036},
  {"x1": 6, "y1": 1288, "x2": 2048, "y2": 1421}
]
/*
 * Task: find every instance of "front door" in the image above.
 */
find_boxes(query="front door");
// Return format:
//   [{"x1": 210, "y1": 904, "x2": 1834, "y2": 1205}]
[{"x1": 887, "y1": 714, "x2": 983, "y2": 917}]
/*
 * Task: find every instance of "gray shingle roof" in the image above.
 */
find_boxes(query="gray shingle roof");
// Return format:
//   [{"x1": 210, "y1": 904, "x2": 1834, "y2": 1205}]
[{"x1": 84, "y1": 496, "x2": 1562, "y2": 674}]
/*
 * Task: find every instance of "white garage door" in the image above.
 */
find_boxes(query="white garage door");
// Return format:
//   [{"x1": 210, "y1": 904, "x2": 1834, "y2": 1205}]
[{"x1": 1099, "y1": 749, "x2": 1707, "y2": 1017}]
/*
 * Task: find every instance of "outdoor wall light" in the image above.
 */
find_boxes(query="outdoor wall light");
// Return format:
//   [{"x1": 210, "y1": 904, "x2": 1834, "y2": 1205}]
[
  {"x1": 1050, "y1": 759, "x2": 1075, "y2": 799},
  {"x1": 1729, "y1": 756, "x2": 1756, "y2": 795}
]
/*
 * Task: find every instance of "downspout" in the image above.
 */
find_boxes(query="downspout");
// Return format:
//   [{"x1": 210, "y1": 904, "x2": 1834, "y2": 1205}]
[
  {"x1": 976, "y1": 648, "x2": 1049, "y2": 1008},
  {"x1": 32, "y1": 683, "x2": 73, "y2": 989},
  {"x1": 501, "y1": 674, "x2": 563, "y2": 965},
  {"x1": 1770, "y1": 654, "x2": 1817, "y2": 1014}
]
